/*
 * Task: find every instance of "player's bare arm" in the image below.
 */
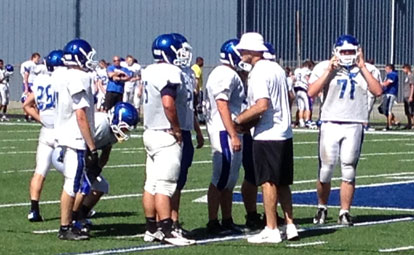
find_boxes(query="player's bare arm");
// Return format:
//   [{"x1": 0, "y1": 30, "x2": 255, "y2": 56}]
[
  {"x1": 23, "y1": 71, "x2": 30, "y2": 93},
  {"x1": 357, "y1": 48, "x2": 382, "y2": 96},
  {"x1": 22, "y1": 93, "x2": 41, "y2": 123},
  {"x1": 162, "y1": 94, "x2": 182, "y2": 144},
  {"x1": 76, "y1": 107, "x2": 96, "y2": 151},
  {"x1": 308, "y1": 56, "x2": 338, "y2": 97},
  {"x1": 409, "y1": 83, "x2": 414, "y2": 103},
  {"x1": 235, "y1": 98, "x2": 268, "y2": 125},
  {"x1": 216, "y1": 99, "x2": 241, "y2": 151}
]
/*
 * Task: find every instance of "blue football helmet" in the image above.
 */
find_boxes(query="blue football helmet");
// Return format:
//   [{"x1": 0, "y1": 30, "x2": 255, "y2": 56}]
[
  {"x1": 109, "y1": 102, "x2": 139, "y2": 142},
  {"x1": 170, "y1": 33, "x2": 193, "y2": 67},
  {"x1": 333, "y1": 35, "x2": 360, "y2": 67},
  {"x1": 63, "y1": 39, "x2": 97, "y2": 70},
  {"x1": 152, "y1": 34, "x2": 187, "y2": 66},
  {"x1": 220, "y1": 39, "x2": 241, "y2": 68},
  {"x1": 5, "y1": 64, "x2": 13, "y2": 72},
  {"x1": 263, "y1": 42, "x2": 276, "y2": 61},
  {"x1": 45, "y1": 50, "x2": 64, "y2": 72}
]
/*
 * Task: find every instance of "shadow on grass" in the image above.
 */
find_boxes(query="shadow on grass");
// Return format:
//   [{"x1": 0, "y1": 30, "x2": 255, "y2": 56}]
[{"x1": 92, "y1": 223, "x2": 146, "y2": 237}]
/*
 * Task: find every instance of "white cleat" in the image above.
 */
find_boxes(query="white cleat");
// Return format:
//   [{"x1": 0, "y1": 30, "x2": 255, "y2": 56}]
[
  {"x1": 247, "y1": 226, "x2": 282, "y2": 244},
  {"x1": 280, "y1": 224, "x2": 299, "y2": 241}
]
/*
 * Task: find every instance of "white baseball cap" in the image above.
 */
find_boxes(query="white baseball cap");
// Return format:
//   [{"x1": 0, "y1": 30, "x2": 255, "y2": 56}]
[{"x1": 235, "y1": 32, "x2": 268, "y2": 52}]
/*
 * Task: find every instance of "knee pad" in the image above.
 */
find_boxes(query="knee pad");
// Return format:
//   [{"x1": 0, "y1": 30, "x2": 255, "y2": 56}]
[
  {"x1": 318, "y1": 164, "x2": 335, "y2": 183},
  {"x1": 154, "y1": 180, "x2": 177, "y2": 197},
  {"x1": 341, "y1": 162, "x2": 356, "y2": 183}
]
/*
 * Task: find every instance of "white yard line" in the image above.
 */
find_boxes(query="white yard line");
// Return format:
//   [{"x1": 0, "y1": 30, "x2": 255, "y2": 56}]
[
  {"x1": 379, "y1": 246, "x2": 414, "y2": 253},
  {"x1": 286, "y1": 241, "x2": 327, "y2": 247}
]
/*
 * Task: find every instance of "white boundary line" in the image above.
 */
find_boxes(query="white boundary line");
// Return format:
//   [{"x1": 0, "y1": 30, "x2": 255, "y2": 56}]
[
  {"x1": 379, "y1": 246, "x2": 414, "y2": 253},
  {"x1": 59, "y1": 217, "x2": 414, "y2": 255}
]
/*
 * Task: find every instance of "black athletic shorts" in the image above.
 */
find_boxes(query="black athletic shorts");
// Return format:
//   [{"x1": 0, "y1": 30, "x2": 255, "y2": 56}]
[
  {"x1": 104, "y1": 91, "x2": 123, "y2": 111},
  {"x1": 252, "y1": 138, "x2": 294, "y2": 186},
  {"x1": 242, "y1": 133, "x2": 256, "y2": 185},
  {"x1": 404, "y1": 98, "x2": 414, "y2": 116}
]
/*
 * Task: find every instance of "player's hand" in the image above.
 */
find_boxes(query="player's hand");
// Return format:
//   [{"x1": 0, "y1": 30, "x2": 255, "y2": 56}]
[
  {"x1": 328, "y1": 55, "x2": 339, "y2": 72},
  {"x1": 230, "y1": 134, "x2": 241, "y2": 152},
  {"x1": 172, "y1": 128, "x2": 182, "y2": 145},
  {"x1": 196, "y1": 132, "x2": 204, "y2": 149},
  {"x1": 409, "y1": 97, "x2": 413, "y2": 103},
  {"x1": 356, "y1": 48, "x2": 366, "y2": 69},
  {"x1": 86, "y1": 150, "x2": 102, "y2": 183}
]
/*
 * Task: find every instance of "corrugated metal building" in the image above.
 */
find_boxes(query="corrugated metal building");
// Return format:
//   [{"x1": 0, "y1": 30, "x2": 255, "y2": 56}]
[{"x1": 1, "y1": 0, "x2": 413, "y2": 101}]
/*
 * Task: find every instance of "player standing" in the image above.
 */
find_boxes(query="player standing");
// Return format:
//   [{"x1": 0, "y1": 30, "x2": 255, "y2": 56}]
[
  {"x1": 170, "y1": 33, "x2": 204, "y2": 236},
  {"x1": 0, "y1": 60, "x2": 14, "y2": 121},
  {"x1": 24, "y1": 50, "x2": 64, "y2": 222},
  {"x1": 54, "y1": 39, "x2": 99, "y2": 240},
  {"x1": 308, "y1": 35, "x2": 382, "y2": 226},
  {"x1": 204, "y1": 39, "x2": 246, "y2": 235},
  {"x1": 141, "y1": 34, "x2": 194, "y2": 246}
]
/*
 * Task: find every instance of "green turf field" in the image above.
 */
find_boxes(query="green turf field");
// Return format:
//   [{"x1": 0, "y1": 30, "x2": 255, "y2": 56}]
[{"x1": 1, "y1": 121, "x2": 414, "y2": 255}]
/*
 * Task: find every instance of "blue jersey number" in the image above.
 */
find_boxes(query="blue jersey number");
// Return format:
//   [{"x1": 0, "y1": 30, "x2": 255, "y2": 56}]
[
  {"x1": 36, "y1": 84, "x2": 55, "y2": 111},
  {"x1": 337, "y1": 79, "x2": 355, "y2": 100}
]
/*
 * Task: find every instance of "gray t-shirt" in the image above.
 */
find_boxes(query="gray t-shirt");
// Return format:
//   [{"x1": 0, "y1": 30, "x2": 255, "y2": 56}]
[{"x1": 403, "y1": 73, "x2": 414, "y2": 99}]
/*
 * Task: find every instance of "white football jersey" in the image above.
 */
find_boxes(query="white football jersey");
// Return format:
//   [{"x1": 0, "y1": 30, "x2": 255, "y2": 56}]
[
  {"x1": 309, "y1": 61, "x2": 381, "y2": 123},
  {"x1": 294, "y1": 67, "x2": 311, "y2": 91},
  {"x1": 121, "y1": 62, "x2": 141, "y2": 92},
  {"x1": 32, "y1": 73, "x2": 56, "y2": 128},
  {"x1": 247, "y1": 60, "x2": 292, "y2": 140},
  {"x1": 20, "y1": 60, "x2": 38, "y2": 83},
  {"x1": 54, "y1": 68, "x2": 95, "y2": 150},
  {"x1": 94, "y1": 112, "x2": 118, "y2": 149},
  {"x1": 142, "y1": 62, "x2": 182, "y2": 130},
  {"x1": 95, "y1": 67, "x2": 109, "y2": 87},
  {"x1": 176, "y1": 67, "x2": 196, "y2": 131},
  {"x1": 204, "y1": 65, "x2": 246, "y2": 133}
]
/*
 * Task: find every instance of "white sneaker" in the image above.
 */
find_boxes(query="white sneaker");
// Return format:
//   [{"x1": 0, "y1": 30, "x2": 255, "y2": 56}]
[
  {"x1": 280, "y1": 224, "x2": 299, "y2": 241},
  {"x1": 143, "y1": 230, "x2": 163, "y2": 242},
  {"x1": 247, "y1": 226, "x2": 282, "y2": 244},
  {"x1": 163, "y1": 230, "x2": 196, "y2": 246}
]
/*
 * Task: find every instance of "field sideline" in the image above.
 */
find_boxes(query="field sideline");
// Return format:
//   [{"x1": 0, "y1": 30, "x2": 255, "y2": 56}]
[{"x1": 1, "y1": 121, "x2": 414, "y2": 254}]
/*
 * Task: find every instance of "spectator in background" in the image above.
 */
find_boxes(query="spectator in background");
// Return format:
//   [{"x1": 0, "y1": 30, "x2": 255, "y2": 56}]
[
  {"x1": 284, "y1": 67, "x2": 296, "y2": 110},
  {"x1": 402, "y1": 64, "x2": 414, "y2": 129},
  {"x1": 121, "y1": 55, "x2": 142, "y2": 113},
  {"x1": 191, "y1": 57, "x2": 204, "y2": 121},
  {"x1": 381, "y1": 64, "x2": 399, "y2": 130},
  {"x1": 103, "y1": 56, "x2": 132, "y2": 111}
]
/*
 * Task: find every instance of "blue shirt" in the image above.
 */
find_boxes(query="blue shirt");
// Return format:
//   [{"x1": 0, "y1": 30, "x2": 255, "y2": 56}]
[
  {"x1": 384, "y1": 71, "x2": 398, "y2": 96},
  {"x1": 106, "y1": 65, "x2": 133, "y2": 94}
]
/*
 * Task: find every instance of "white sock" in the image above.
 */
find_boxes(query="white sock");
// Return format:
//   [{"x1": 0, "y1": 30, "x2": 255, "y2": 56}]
[
  {"x1": 318, "y1": 204, "x2": 327, "y2": 210},
  {"x1": 339, "y1": 209, "x2": 349, "y2": 216}
]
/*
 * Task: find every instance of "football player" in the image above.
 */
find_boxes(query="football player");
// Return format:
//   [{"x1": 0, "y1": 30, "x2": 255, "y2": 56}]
[
  {"x1": 94, "y1": 60, "x2": 109, "y2": 111},
  {"x1": 204, "y1": 39, "x2": 246, "y2": 235},
  {"x1": 169, "y1": 33, "x2": 204, "y2": 236},
  {"x1": 121, "y1": 55, "x2": 142, "y2": 112},
  {"x1": 0, "y1": 61, "x2": 14, "y2": 121},
  {"x1": 54, "y1": 39, "x2": 99, "y2": 240},
  {"x1": 308, "y1": 35, "x2": 382, "y2": 226},
  {"x1": 141, "y1": 34, "x2": 194, "y2": 246},
  {"x1": 234, "y1": 32, "x2": 297, "y2": 244},
  {"x1": 294, "y1": 62, "x2": 313, "y2": 128},
  {"x1": 23, "y1": 50, "x2": 64, "y2": 222},
  {"x1": 21, "y1": 53, "x2": 41, "y2": 121},
  {"x1": 51, "y1": 102, "x2": 138, "y2": 230}
]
